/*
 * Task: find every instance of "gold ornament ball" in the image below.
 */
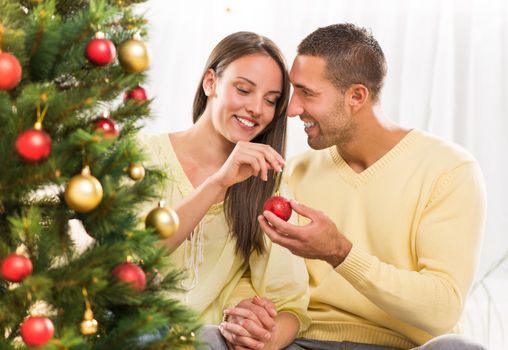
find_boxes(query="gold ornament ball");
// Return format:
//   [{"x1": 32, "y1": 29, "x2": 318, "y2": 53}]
[
  {"x1": 64, "y1": 168, "x2": 103, "y2": 213},
  {"x1": 118, "y1": 38, "x2": 151, "y2": 73},
  {"x1": 145, "y1": 204, "x2": 179, "y2": 238},
  {"x1": 128, "y1": 163, "x2": 145, "y2": 181}
]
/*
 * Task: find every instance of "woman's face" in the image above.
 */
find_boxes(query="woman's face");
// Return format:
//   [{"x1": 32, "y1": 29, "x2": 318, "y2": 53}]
[{"x1": 205, "y1": 53, "x2": 283, "y2": 144}]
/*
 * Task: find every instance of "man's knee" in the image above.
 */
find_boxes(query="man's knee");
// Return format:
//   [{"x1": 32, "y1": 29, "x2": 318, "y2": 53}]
[
  {"x1": 196, "y1": 325, "x2": 228, "y2": 350},
  {"x1": 416, "y1": 334, "x2": 486, "y2": 350}
]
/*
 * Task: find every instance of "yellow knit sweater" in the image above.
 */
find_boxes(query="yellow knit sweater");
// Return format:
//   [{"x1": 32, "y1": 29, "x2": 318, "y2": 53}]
[
  {"x1": 140, "y1": 134, "x2": 310, "y2": 329},
  {"x1": 284, "y1": 129, "x2": 486, "y2": 349}
]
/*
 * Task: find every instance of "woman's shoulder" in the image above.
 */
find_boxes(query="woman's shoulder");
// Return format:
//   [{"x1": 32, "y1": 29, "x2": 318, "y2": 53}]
[
  {"x1": 136, "y1": 132, "x2": 174, "y2": 170},
  {"x1": 137, "y1": 132, "x2": 171, "y2": 152}
]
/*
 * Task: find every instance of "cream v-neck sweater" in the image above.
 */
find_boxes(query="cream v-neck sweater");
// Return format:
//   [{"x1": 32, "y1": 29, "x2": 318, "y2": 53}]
[
  {"x1": 284, "y1": 129, "x2": 486, "y2": 348},
  {"x1": 140, "y1": 134, "x2": 310, "y2": 329}
]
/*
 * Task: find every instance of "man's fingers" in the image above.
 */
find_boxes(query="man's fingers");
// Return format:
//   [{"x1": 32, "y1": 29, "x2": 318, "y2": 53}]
[
  {"x1": 258, "y1": 214, "x2": 282, "y2": 238},
  {"x1": 258, "y1": 215, "x2": 294, "y2": 247},
  {"x1": 290, "y1": 199, "x2": 317, "y2": 218},
  {"x1": 262, "y1": 210, "x2": 302, "y2": 237}
]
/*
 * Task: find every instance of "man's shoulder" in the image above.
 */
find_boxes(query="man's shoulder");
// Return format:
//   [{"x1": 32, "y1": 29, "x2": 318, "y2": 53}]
[
  {"x1": 284, "y1": 148, "x2": 331, "y2": 179},
  {"x1": 412, "y1": 129, "x2": 477, "y2": 167}
]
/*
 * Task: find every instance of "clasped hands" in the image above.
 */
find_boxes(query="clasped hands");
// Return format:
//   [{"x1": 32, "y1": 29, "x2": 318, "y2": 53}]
[{"x1": 219, "y1": 296, "x2": 277, "y2": 350}]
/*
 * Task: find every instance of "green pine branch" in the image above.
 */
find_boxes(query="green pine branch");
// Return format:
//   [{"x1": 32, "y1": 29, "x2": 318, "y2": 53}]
[{"x1": 1, "y1": 0, "x2": 200, "y2": 348}]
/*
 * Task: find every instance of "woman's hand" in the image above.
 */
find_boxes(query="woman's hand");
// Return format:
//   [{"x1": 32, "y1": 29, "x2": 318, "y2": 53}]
[
  {"x1": 210, "y1": 141, "x2": 285, "y2": 190},
  {"x1": 219, "y1": 296, "x2": 277, "y2": 350}
]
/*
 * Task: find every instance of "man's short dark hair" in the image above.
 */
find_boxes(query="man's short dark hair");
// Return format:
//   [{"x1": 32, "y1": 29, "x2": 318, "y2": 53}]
[{"x1": 298, "y1": 23, "x2": 387, "y2": 101}]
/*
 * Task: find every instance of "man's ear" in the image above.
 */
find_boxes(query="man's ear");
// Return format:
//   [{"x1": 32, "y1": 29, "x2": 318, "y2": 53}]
[
  {"x1": 202, "y1": 69, "x2": 217, "y2": 97},
  {"x1": 346, "y1": 84, "x2": 369, "y2": 111}
]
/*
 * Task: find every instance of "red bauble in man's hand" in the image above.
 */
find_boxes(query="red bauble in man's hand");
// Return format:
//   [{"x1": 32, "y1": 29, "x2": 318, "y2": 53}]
[{"x1": 263, "y1": 195, "x2": 292, "y2": 221}]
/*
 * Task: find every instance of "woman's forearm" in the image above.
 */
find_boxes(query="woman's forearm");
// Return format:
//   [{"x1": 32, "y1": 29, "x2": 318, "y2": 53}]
[
  {"x1": 162, "y1": 176, "x2": 226, "y2": 250},
  {"x1": 267, "y1": 312, "x2": 299, "y2": 350}
]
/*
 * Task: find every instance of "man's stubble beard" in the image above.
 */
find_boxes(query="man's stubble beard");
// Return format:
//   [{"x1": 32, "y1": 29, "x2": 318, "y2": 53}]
[{"x1": 308, "y1": 99, "x2": 355, "y2": 150}]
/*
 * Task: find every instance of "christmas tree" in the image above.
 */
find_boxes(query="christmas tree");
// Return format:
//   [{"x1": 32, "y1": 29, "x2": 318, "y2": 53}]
[{"x1": 0, "y1": 0, "x2": 199, "y2": 348}]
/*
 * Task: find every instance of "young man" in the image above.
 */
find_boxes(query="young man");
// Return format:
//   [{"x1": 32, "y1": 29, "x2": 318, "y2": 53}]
[{"x1": 253, "y1": 23, "x2": 486, "y2": 350}]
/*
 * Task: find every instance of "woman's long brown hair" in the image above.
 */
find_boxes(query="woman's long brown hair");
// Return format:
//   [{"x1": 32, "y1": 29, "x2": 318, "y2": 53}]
[{"x1": 192, "y1": 32, "x2": 290, "y2": 261}]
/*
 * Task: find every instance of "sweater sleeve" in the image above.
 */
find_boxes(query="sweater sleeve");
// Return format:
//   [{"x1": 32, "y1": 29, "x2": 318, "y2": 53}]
[{"x1": 335, "y1": 161, "x2": 486, "y2": 335}]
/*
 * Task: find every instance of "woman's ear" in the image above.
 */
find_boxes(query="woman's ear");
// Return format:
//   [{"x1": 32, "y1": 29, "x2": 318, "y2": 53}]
[{"x1": 202, "y1": 69, "x2": 217, "y2": 97}]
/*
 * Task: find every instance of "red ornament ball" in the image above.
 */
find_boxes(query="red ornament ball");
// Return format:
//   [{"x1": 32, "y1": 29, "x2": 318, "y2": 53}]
[
  {"x1": 112, "y1": 262, "x2": 146, "y2": 292},
  {"x1": 125, "y1": 86, "x2": 148, "y2": 101},
  {"x1": 94, "y1": 117, "x2": 119, "y2": 139},
  {"x1": 1, "y1": 254, "x2": 33, "y2": 282},
  {"x1": 20, "y1": 316, "x2": 54, "y2": 347},
  {"x1": 263, "y1": 195, "x2": 292, "y2": 221},
  {"x1": 15, "y1": 128, "x2": 52, "y2": 163},
  {"x1": 85, "y1": 37, "x2": 116, "y2": 66},
  {"x1": 0, "y1": 52, "x2": 22, "y2": 90}
]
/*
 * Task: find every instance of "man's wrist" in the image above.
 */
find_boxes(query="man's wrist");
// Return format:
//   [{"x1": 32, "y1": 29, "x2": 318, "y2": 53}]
[{"x1": 327, "y1": 239, "x2": 352, "y2": 267}]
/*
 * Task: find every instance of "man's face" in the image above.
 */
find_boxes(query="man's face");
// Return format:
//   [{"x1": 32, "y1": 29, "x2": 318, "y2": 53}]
[{"x1": 288, "y1": 55, "x2": 355, "y2": 150}]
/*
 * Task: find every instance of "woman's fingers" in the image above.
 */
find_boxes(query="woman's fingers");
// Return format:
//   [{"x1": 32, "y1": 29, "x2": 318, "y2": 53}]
[
  {"x1": 218, "y1": 141, "x2": 285, "y2": 186},
  {"x1": 219, "y1": 322, "x2": 265, "y2": 349},
  {"x1": 235, "y1": 142, "x2": 284, "y2": 181},
  {"x1": 231, "y1": 299, "x2": 276, "y2": 331},
  {"x1": 252, "y1": 296, "x2": 277, "y2": 318},
  {"x1": 241, "y1": 148, "x2": 270, "y2": 181},
  {"x1": 245, "y1": 142, "x2": 285, "y2": 171}
]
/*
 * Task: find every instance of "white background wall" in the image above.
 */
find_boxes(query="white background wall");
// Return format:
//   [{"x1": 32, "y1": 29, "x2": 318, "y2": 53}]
[{"x1": 139, "y1": 0, "x2": 508, "y2": 348}]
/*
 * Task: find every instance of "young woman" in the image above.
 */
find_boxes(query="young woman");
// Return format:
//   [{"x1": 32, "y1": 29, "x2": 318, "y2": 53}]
[{"x1": 142, "y1": 32, "x2": 309, "y2": 349}]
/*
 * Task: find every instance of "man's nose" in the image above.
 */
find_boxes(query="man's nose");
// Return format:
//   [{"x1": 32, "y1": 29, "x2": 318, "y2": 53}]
[{"x1": 287, "y1": 95, "x2": 304, "y2": 118}]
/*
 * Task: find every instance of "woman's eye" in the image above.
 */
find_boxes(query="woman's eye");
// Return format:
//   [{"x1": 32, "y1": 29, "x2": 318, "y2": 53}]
[
  {"x1": 236, "y1": 87, "x2": 249, "y2": 94},
  {"x1": 265, "y1": 98, "x2": 276, "y2": 106}
]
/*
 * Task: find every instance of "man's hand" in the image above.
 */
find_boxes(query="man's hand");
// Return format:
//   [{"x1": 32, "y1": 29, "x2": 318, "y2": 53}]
[
  {"x1": 219, "y1": 296, "x2": 277, "y2": 350},
  {"x1": 258, "y1": 200, "x2": 352, "y2": 267}
]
